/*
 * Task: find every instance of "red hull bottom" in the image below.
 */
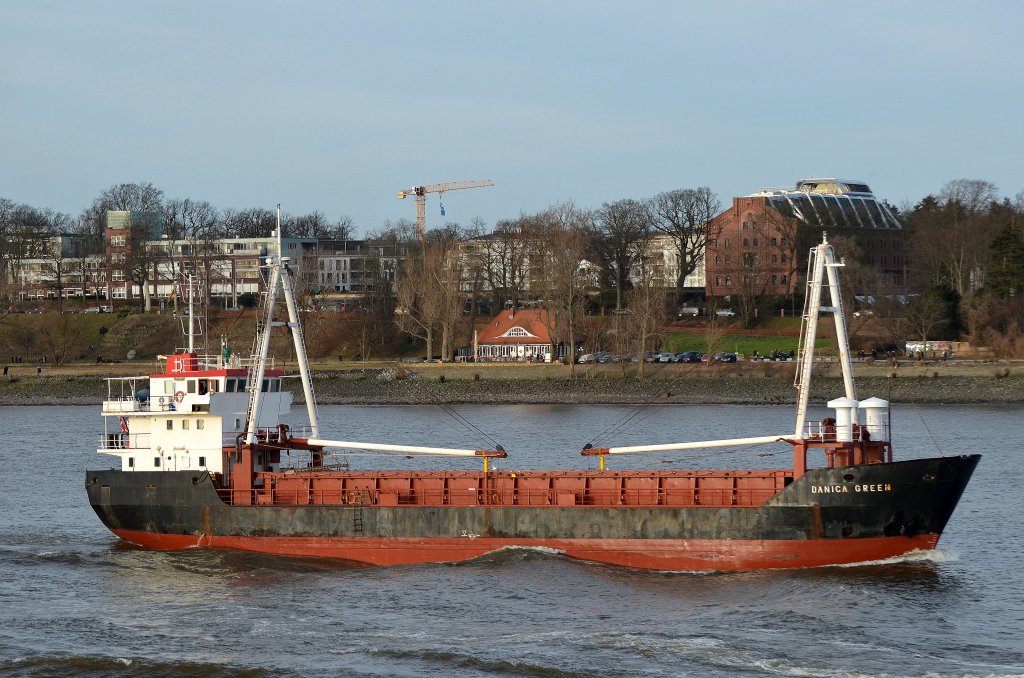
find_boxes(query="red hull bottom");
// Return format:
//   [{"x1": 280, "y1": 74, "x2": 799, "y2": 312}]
[{"x1": 110, "y1": 529, "x2": 941, "y2": 571}]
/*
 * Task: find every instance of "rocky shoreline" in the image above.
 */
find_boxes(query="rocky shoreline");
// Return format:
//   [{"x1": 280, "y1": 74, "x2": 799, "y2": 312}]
[{"x1": 3, "y1": 371, "x2": 1024, "y2": 406}]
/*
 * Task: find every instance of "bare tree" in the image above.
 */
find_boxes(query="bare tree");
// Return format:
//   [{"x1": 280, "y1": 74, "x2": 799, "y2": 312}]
[
  {"x1": 910, "y1": 180, "x2": 1001, "y2": 297},
  {"x1": 425, "y1": 226, "x2": 467, "y2": 362},
  {"x1": 460, "y1": 217, "x2": 489, "y2": 349},
  {"x1": 283, "y1": 211, "x2": 329, "y2": 238},
  {"x1": 82, "y1": 182, "x2": 164, "y2": 243},
  {"x1": 0, "y1": 198, "x2": 16, "y2": 304},
  {"x1": 1, "y1": 203, "x2": 54, "y2": 303},
  {"x1": 593, "y1": 199, "x2": 650, "y2": 310},
  {"x1": 163, "y1": 198, "x2": 221, "y2": 307},
  {"x1": 83, "y1": 183, "x2": 165, "y2": 308},
  {"x1": 481, "y1": 218, "x2": 531, "y2": 310},
  {"x1": 648, "y1": 187, "x2": 722, "y2": 304},
  {"x1": 222, "y1": 207, "x2": 276, "y2": 239},
  {"x1": 71, "y1": 217, "x2": 103, "y2": 301},
  {"x1": 41, "y1": 234, "x2": 75, "y2": 311},
  {"x1": 529, "y1": 202, "x2": 593, "y2": 376},
  {"x1": 395, "y1": 244, "x2": 444, "y2": 360},
  {"x1": 940, "y1": 179, "x2": 998, "y2": 215},
  {"x1": 37, "y1": 313, "x2": 86, "y2": 365},
  {"x1": 627, "y1": 242, "x2": 668, "y2": 377},
  {"x1": 905, "y1": 288, "x2": 956, "y2": 351},
  {"x1": 328, "y1": 215, "x2": 356, "y2": 241}
]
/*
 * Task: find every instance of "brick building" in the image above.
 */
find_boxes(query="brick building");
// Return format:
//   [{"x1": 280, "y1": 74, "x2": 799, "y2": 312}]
[{"x1": 705, "y1": 179, "x2": 905, "y2": 302}]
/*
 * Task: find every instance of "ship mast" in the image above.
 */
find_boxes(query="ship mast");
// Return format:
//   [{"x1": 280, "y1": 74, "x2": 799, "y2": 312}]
[
  {"x1": 793, "y1": 234, "x2": 857, "y2": 437},
  {"x1": 583, "y1": 235, "x2": 859, "y2": 462},
  {"x1": 242, "y1": 205, "x2": 320, "y2": 445},
  {"x1": 187, "y1": 273, "x2": 195, "y2": 353}
]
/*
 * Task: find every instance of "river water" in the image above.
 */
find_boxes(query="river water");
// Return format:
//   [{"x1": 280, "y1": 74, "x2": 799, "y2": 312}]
[{"x1": 0, "y1": 403, "x2": 1022, "y2": 678}]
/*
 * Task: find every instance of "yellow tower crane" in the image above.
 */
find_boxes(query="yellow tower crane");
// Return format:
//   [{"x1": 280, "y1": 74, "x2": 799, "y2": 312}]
[{"x1": 397, "y1": 179, "x2": 494, "y2": 242}]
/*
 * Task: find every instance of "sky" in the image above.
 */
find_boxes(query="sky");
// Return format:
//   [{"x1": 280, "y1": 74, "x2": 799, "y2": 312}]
[{"x1": 2, "y1": 1, "x2": 1022, "y2": 236}]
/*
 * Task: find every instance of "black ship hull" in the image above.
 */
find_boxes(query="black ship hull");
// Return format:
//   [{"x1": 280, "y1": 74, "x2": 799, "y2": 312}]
[{"x1": 86, "y1": 454, "x2": 979, "y2": 570}]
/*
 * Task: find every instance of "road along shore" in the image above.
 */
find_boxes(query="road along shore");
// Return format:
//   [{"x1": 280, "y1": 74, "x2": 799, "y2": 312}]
[{"x1": 2, "y1": 360, "x2": 1022, "y2": 406}]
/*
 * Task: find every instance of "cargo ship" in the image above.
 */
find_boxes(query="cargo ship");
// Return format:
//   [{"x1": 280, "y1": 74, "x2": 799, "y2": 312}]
[{"x1": 86, "y1": 226, "x2": 979, "y2": 570}]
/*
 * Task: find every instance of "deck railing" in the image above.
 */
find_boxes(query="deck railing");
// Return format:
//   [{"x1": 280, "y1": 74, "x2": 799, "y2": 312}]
[
  {"x1": 97, "y1": 432, "x2": 151, "y2": 451},
  {"x1": 102, "y1": 397, "x2": 179, "y2": 414}
]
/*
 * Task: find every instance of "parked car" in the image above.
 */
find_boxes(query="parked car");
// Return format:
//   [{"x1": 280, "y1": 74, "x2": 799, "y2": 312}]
[
  {"x1": 643, "y1": 351, "x2": 660, "y2": 363},
  {"x1": 677, "y1": 306, "x2": 699, "y2": 317},
  {"x1": 767, "y1": 350, "x2": 792, "y2": 361},
  {"x1": 596, "y1": 352, "x2": 614, "y2": 363},
  {"x1": 712, "y1": 351, "x2": 738, "y2": 363},
  {"x1": 577, "y1": 353, "x2": 597, "y2": 364},
  {"x1": 715, "y1": 308, "x2": 737, "y2": 317},
  {"x1": 657, "y1": 352, "x2": 675, "y2": 362},
  {"x1": 675, "y1": 351, "x2": 703, "y2": 363}
]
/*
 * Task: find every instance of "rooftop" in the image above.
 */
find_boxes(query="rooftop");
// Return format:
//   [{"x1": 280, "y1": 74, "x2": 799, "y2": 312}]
[{"x1": 750, "y1": 178, "x2": 901, "y2": 230}]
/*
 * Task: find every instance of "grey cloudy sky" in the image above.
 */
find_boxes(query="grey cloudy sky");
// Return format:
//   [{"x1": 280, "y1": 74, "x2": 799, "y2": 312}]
[{"x1": 2, "y1": 1, "x2": 1021, "y2": 234}]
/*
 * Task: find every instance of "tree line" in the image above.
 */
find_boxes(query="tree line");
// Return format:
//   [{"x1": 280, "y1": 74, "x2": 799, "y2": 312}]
[{"x1": 3, "y1": 178, "x2": 1024, "y2": 360}]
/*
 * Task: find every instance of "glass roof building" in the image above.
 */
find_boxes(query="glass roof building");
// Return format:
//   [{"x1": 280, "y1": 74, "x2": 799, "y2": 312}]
[
  {"x1": 753, "y1": 178, "x2": 902, "y2": 230},
  {"x1": 705, "y1": 179, "x2": 907, "y2": 302}
]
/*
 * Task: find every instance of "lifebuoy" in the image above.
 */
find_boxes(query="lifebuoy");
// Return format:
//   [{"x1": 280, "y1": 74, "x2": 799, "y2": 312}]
[{"x1": 174, "y1": 391, "x2": 185, "y2": 403}]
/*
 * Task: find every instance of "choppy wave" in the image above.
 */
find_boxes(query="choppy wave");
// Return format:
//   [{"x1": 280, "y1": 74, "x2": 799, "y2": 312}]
[
  {"x1": 368, "y1": 647, "x2": 583, "y2": 677},
  {"x1": 0, "y1": 655, "x2": 293, "y2": 678},
  {"x1": 0, "y1": 547, "x2": 117, "y2": 570}
]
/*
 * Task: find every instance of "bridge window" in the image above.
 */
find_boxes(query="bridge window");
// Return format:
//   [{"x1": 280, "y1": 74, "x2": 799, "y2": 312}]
[
  {"x1": 187, "y1": 380, "x2": 196, "y2": 394},
  {"x1": 271, "y1": 379, "x2": 280, "y2": 392},
  {"x1": 166, "y1": 420, "x2": 173, "y2": 430},
  {"x1": 164, "y1": 381, "x2": 174, "y2": 395},
  {"x1": 128, "y1": 457, "x2": 134, "y2": 468},
  {"x1": 261, "y1": 379, "x2": 269, "y2": 393},
  {"x1": 182, "y1": 419, "x2": 189, "y2": 430},
  {"x1": 225, "y1": 379, "x2": 236, "y2": 392},
  {"x1": 199, "y1": 456, "x2": 206, "y2": 466},
  {"x1": 197, "y1": 419, "x2": 204, "y2": 430},
  {"x1": 154, "y1": 457, "x2": 161, "y2": 468}
]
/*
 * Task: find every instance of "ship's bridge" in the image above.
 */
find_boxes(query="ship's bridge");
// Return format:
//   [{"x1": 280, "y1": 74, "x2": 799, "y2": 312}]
[{"x1": 98, "y1": 351, "x2": 293, "y2": 473}]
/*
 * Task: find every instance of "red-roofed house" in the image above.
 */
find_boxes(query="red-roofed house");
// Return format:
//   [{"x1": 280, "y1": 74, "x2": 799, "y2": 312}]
[{"x1": 473, "y1": 309, "x2": 555, "y2": 362}]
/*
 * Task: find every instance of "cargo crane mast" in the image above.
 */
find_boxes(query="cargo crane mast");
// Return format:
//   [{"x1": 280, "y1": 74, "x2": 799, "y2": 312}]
[{"x1": 397, "y1": 180, "x2": 494, "y2": 242}]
